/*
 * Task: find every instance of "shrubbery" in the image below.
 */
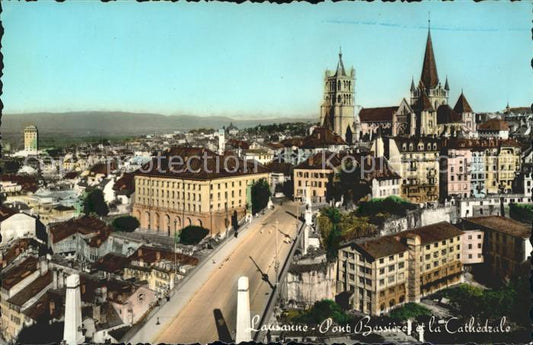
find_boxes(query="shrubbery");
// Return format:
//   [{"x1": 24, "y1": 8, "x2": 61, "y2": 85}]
[
  {"x1": 111, "y1": 216, "x2": 140, "y2": 232},
  {"x1": 179, "y1": 225, "x2": 209, "y2": 245},
  {"x1": 291, "y1": 300, "x2": 351, "y2": 325},
  {"x1": 509, "y1": 203, "x2": 533, "y2": 223},
  {"x1": 389, "y1": 303, "x2": 431, "y2": 321},
  {"x1": 356, "y1": 196, "x2": 416, "y2": 225}
]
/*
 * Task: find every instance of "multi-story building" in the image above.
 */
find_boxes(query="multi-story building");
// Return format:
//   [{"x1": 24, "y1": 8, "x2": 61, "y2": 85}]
[
  {"x1": 49, "y1": 216, "x2": 112, "y2": 262},
  {"x1": 23, "y1": 125, "x2": 38, "y2": 153},
  {"x1": 0, "y1": 256, "x2": 50, "y2": 341},
  {"x1": 470, "y1": 147, "x2": 486, "y2": 198},
  {"x1": 454, "y1": 193, "x2": 532, "y2": 218},
  {"x1": 123, "y1": 245, "x2": 198, "y2": 298},
  {"x1": 391, "y1": 137, "x2": 441, "y2": 204},
  {"x1": 132, "y1": 147, "x2": 270, "y2": 237},
  {"x1": 478, "y1": 118, "x2": 510, "y2": 140},
  {"x1": 460, "y1": 230, "x2": 484, "y2": 265},
  {"x1": 460, "y1": 216, "x2": 531, "y2": 281},
  {"x1": 293, "y1": 151, "x2": 344, "y2": 204},
  {"x1": 484, "y1": 140, "x2": 521, "y2": 194},
  {"x1": 337, "y1": 222, "x2": 463, "y2": 315},
  {"x1": 440, "y1": 139, "x2": 472, "y2": 200}
]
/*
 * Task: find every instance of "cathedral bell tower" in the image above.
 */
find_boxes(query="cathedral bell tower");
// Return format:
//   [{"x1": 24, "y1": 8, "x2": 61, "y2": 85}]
[{"x1": 320, "y1": 49, "x2": 358, "y2": 143}]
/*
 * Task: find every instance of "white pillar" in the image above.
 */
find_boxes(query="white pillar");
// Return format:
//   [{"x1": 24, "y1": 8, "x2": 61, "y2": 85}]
[
  {"x1": 235, "y1": 276, "x2": 251, "y2": 343},
  {"x1": 63, "y1": 274, "x2": 84, "y2": 345}
]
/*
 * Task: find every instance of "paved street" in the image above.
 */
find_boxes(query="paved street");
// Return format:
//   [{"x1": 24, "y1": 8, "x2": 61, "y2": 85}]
[{"x1": 128, "y1": 201, "x2": 301, "y2": 344}]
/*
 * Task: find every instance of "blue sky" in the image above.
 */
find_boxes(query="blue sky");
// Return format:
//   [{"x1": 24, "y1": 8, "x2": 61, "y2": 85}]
[{"x1": 2, "y1": 1, "x2": 531, "y2": 117}]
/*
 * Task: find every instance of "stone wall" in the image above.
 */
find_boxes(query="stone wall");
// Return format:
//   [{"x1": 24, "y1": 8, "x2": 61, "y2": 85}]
[{"x1": 283, "y1": 256, "x2": 336, "y2": 308}]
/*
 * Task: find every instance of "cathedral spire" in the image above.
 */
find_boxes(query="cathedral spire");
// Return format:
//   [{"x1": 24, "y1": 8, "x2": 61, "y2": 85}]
[
  {"x1": 444, "y1": 76, "x2": 449, "y2": 91},
  {"x1": 420, "y1": 21, "x2": 439, "y2": 89},
  {"x1": 410, "y1": 76, "x2": 416, "y2": 92},
  {"x1": 336, "y1": 47, "x2": 346, "y2": 77}
]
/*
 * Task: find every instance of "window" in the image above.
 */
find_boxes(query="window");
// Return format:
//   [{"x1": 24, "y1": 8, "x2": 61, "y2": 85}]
[{"x1": 379, "y1": 258, "x2": 384, "y2": 264}]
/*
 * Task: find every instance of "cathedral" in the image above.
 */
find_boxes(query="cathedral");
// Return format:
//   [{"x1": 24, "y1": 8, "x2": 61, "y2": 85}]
[
  {"x1": 358, "y1": 23, "x2": 477, "y2": 139},
  {"x1": 319, "y1": 50, "x2": 360, "y2": 144}
]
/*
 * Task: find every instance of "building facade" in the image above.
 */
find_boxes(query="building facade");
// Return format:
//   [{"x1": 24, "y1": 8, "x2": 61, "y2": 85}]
[
  {"x1": 23, "y1": 125, "x2": 38, "y2": 153},
  {"x1": 132, "y1": 147, "x2": 270, "y2": 237},
  {"x1": 337, "y1": 222, "x2": 463, "y2": 316}
]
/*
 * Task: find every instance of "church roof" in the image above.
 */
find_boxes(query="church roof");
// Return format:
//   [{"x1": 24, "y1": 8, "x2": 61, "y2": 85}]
[
  {"x1": 454, "y1": 92, "x2": 473, "y2": 113},
  {"x1": 359, "y1": 106, "x2": 398, "y2": 123},
  {"x1": 437, "y1": 104, "x2": 462, "y2": 124},
  {"x1": 420, "y1": 28, "x2": 439, "y2": 89},
  {"x1": 335, "y1": 51, "x2": 346, "y2": 77}
]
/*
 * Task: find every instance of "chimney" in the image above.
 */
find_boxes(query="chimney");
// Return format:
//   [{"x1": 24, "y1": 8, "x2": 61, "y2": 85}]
[
  {"x1": 138, "y1": 248, "x2": 142, "y2": 256},
  {"x1": 156, "y1": 251, "x2": 161, "y2": 261},
  {"x1": 52, "y1": 269, "x2": 58, "y2": 289},
  {"x1": 39, "y1": 256, "x2": 49, "y2": 275}
]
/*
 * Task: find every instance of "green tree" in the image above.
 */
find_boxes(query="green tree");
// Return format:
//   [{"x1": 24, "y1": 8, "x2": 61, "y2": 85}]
[
  {"x1": 112, "y1": 216, "x2": 140, "y2": 232},
  {"x1": 180, "y1": 225, "x2": 209, "y2": 245},
  {"x1": 295, "y1": 300, "x2": 351, "y2": 325},
  {"x1": 83, "y1": 188, "x2": 109, "y2": 217},
  {"x1": 389, "y1": 303, "x2": 431, "y2": 321},
  {"x1": 251, "y1": 178, "x2": 271, "y2": 215}
]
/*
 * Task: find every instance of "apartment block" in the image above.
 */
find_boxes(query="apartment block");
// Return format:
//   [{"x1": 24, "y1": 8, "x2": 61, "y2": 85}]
[{"x1": 337, "y1": 222, "x2": 463, "y2": 315}]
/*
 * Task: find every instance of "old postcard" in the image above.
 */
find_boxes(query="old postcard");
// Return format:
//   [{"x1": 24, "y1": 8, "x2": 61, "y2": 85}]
[{"x1": 0, "y1": 1, "x2": 531, "y2": 344}]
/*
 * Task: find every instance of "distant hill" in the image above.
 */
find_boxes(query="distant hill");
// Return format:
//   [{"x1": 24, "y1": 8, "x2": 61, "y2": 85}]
[{"x1": 1, "y1": 111, "x2": 315, "y2": 138}]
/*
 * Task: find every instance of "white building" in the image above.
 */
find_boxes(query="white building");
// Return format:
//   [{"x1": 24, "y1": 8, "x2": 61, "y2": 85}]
[{"x1": 0, "y1": 207, "x2": 37, "y2": 245}]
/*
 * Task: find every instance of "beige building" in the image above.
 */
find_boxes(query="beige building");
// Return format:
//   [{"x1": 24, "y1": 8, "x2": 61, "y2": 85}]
[
  {"x1": 293, "y1": 152, "x2": 344, "y2": 203},
  {"x1": 23, "y1": 125, "x2": 38, "y2": 153},
  {"x1": 484, "y1": 140, "x2": 521, "y2": 194},
  {"x1": 132, "y1": 147, "x2": 270, "y2": 237},
  {"x1": 123, "y1": 246, "x2": 198, "y2": 298},
  {"x1": 337, "y1": 222, "x2": 463, "y2": 315},
  {"x1": 390, "y1": 137, "x2": 441, "y2": 204},
  {"x1": 461, "y1": 216, "x2": 531, "y2": 281}
]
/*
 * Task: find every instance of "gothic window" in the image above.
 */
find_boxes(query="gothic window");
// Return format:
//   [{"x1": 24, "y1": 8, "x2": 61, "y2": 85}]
[{"x1": 337, "y1": 80, "x2": 341, "y2": 91}]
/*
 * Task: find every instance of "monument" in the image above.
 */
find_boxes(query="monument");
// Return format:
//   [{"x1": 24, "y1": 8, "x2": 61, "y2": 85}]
[{"x1": 63, "y1": 274, "x2": 84, "y2": 345}]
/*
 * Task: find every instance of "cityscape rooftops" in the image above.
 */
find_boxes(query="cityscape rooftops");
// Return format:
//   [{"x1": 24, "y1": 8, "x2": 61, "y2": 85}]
[
  {"x1": 478, "y1": 118, "x2": 510, "y2": 131},
  {"x1": 49, "y1": 216, "x2": 112, "y2": 244},
  {"x1": 1, "y1": 256, "x2": 39, "y2": 290}
]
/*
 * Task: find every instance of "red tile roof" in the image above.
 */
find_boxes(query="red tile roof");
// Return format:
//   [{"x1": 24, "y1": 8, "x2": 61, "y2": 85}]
[
  {"x1": 131, "y1": 245, "x2": 199, "y2": 266},
  {"x1": 359, "y1": 106, "x2": 398, "y2": 123},
  {"x1": 7, "y1": 271, "x2": 52, "y2": 307},
  {"x1": 136, "y1": 147, "x2": 269, "y2": 180},
  {"x1": 1, "y1": 256, "x2": 39, "y2": 290},
  {"x1": 0, "y1": 205, "x2": 17, "y2": 222},
  {"x1": 345, "y1": 222, "x2": 463, "y2": 260},
  {"x1": 463, "y1": 216, "x2": 530, "y2": 238},
  {"x1": 49, "y1": 216, "x2": 112, "y2": 244},
  {"x1": 478, "y1": 118, "x2": 510, "y2": 131}
]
